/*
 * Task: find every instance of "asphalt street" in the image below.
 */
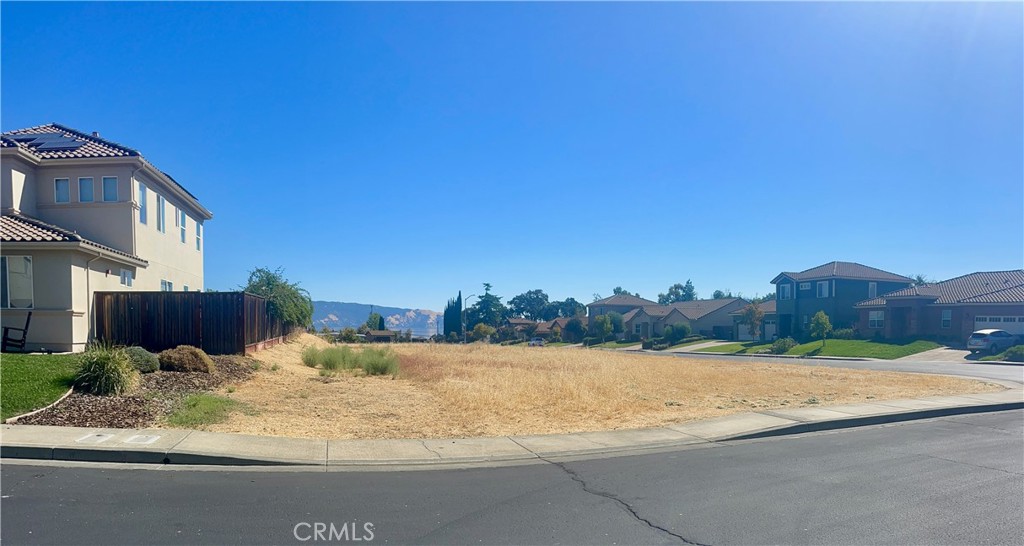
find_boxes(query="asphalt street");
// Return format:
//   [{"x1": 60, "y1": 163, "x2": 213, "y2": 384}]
[{"x1": 2, "y1": 410, "x2": 1022, "y2": 545}]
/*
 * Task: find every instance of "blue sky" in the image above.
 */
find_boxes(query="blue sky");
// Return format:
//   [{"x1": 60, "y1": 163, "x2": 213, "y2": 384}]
[{"x1": 3, "y1": 2, "x2": 1021, "y2": 310}]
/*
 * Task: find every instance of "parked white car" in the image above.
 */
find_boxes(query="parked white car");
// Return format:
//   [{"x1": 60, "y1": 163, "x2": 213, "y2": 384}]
[
  {"x1": 528, "y1": 337, "x2": 546, "y2": 347},
  {"x1": 967, "y1": 329, "x2": 1018, "y2": 355}
]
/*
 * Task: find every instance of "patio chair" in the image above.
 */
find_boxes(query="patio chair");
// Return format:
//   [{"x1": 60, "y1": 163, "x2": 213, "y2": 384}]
[{"x1": 2, "y1": 312, "x2": 32, "y2": 353}]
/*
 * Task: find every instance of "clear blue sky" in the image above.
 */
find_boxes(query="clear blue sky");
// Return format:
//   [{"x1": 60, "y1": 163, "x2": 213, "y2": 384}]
[{"x1": 3, "y1": 2, "x2": 1021, "y2": 310}]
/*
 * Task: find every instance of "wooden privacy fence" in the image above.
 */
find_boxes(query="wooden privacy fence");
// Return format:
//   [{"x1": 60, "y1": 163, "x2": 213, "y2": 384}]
[{"x1": 94, "y1": 291, "x2": 287, "y2": 355}]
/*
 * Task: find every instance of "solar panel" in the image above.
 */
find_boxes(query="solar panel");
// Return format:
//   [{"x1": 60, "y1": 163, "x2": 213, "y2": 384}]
[
  {"x1": 10, "y1": 132, "x2": 84, "y2": 151},
  {"x1": 36, "y1": 141, "x2": 85, "y2": 151}
]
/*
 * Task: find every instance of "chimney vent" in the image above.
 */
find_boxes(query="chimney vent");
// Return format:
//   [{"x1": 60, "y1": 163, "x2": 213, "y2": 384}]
[{"x1": 91, "y1": 131, "x2": 100, "y2": 137}]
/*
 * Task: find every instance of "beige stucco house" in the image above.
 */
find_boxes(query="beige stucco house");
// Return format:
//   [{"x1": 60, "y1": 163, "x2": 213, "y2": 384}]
[{"x1": 1, "y1": 123, "x2": 212, "y2": 352}]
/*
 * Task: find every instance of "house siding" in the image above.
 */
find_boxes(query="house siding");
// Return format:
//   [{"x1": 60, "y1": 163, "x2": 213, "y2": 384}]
[
  {"x1": 777, "y1": 277, "x2": 911, "y2": 338},
  {"x1": 858, "y1": 303, "x2": 1024, "y2": 342}
]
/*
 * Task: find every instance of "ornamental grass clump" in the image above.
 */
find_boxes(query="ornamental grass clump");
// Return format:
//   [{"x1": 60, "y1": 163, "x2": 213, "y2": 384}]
[
  {"x1": 74, "y1": 346, "x2": 139, "y2": 396},
  {"x1": 301, "y1": 346, "x2": 321, "y2": 368},
  {"x1": 320, "y1": 346, "x2": 357, "y2": 371},
  {"x1": 359, "y1": 347, "x2": 399, "y2": 377}
]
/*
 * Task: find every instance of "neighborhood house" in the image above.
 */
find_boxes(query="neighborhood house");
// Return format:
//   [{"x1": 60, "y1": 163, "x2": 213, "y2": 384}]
[{"x1": 1, "y1": 123, "x2": 212, "y2": 352}]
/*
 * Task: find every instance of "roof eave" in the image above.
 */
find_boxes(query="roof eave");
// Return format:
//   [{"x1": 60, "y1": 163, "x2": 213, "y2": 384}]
[
  {"x1": 138, "y1": 160, "x2": 213, "y2": 220},
  {"x1": 1, "y1": 241, "x2": 149, "y2": 267}
]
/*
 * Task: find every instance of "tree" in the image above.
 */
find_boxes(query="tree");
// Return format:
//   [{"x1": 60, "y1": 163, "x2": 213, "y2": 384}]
[
  {"x1": 339, "y1": 327, "x2": 359, "y2": 343},
  {"x1": 242, "y1": 267, "x2": 313, "y2": 331},
  {"x1": 612, "y1": 286, "x2": 640, "y2": 297},
  {"x1": 471, "y1": 323, "x2": 496, "y2": 342},
  {"x1": 403, "y1": 329, "x2": 413, "y2": 342},
  {"x1": 443, "y1": 293, "x2": 462, "y2": 337},
  {"x1": 751, "y1": 293, "x2": 775, "y2": 304},
  {"x1": 466, "y1": 283, "x2": 508, "y2": 329},
  {"x1": 608, "y1": 312, "x2": 624, "y2": 334},
  {"x1": 559, "y1": 298, "x2": 586, "y2": 318},
  {"x1": 712, "y1": 289, "x2": 733, "y2": 299},
  {"x1": 591, "y1": 315, "x2": 612, "y2": 340},
  {"x1": 810, "y1": 311, "x2": 833, "y2": 348},
  {"x1": 366, "y1": 312, "x2": 384, "y2": 331},
  {"x1": 739, "y1": 302, "x2": 765, "y2": 341},
  {"x1": 564, "y1": 318, "x2": 586, "y2": 343},
  {"x1": 550, "y1": 325, "x2": 562, "y2": 342},
  {"x1": 909, "y1": 274, "x2": 933, "y2": 286},
  {"x1": 658, "y1": 280, "x2": 697, "y2": 304},
  {"x1": 509, "y1": 289, "x2": 549, "y2": 321}
]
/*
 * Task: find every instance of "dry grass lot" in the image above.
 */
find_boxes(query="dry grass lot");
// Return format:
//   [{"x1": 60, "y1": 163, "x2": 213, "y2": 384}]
[{"x1": 203, "y1": 334, "x2": 1000, "y2": 440}]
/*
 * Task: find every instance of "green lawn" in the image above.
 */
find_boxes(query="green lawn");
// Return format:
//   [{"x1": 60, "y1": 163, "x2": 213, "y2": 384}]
[
  {"x1": 785, "y1": 339, "x2": 941, "y2": 359},
  {"x1": 1, "y1": 353, "x2": 80, "y2": 420},
  {"x1": 592, "y1": 340, "x2": 642, "y2": 349},
  {"x1": 666, "y1": 339, "x2": 712, "y2": 350},
  {"x1": 695, "y1": 342, "x2": 774, "y2": 354},
  {"x1": 166, "y1": 393, "x2": 254, "y2": 427}
]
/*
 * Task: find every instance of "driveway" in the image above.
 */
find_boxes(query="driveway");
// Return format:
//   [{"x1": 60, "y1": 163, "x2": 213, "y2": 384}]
[
  {"x1": 898, "y1": 346, "x2": 972, "y2": 363},
  {"x1": 664, "y1": 340, "x2": 735, "y2": 353}
]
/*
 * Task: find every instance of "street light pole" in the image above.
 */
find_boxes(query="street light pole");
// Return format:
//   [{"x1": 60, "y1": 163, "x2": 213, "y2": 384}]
[{"x1": 463, "y1": 294, "x2": 477, "y2": 343}]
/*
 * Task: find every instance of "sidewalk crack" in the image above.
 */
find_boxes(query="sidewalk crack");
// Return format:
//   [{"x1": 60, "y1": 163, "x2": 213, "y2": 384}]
[{"x1": 419, "y1": 440, "x2": 442, "y2": 459}]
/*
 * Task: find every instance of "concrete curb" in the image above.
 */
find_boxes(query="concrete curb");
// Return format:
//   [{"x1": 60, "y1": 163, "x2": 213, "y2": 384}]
[{"x1": 2, "y1": 388, "x2": 1021, "y2": 469}]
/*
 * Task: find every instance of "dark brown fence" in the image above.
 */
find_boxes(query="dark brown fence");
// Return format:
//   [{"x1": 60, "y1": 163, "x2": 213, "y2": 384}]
[{"x1": 94, "y1": 291, "x2": 287, "y2": 355}]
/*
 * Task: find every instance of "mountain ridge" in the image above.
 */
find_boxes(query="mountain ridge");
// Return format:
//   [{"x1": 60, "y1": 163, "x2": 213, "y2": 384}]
[{"x1": 312, "y1": 300, "x2": 442, "y2": 336}]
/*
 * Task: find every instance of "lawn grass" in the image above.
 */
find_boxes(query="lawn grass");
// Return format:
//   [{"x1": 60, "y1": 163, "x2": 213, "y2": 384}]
[
  {"x1": 166, "y1": 393, "x2": 252, "y2": 427},
  {"x1": 592, "y1": 340, "x2": 642, "y2": 349},
  {"x1": 785, "y1": 339, "x2": 941, "y2": 359},
  {"x1": 667, "y1": 339, "x2": 712, "y2": 350},
  {"x1": 0, "y1": 353, "x2": 80, "y2": 420},
  {"x1": 695, "y1": 342, "x2": 774, "y2": 354}
]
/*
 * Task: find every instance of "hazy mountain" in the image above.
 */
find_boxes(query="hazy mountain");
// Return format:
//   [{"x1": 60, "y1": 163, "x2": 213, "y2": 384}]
[{"x1": 312, "y1": 301, "x2": 442, "y2": 337}]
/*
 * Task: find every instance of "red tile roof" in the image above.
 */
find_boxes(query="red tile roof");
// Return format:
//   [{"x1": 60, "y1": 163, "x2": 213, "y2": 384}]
[
  {"x1": 1, "y1": 213, "x2": 146, "y2": 264},
  {"x1": 669, "y1": 298, "x2": 746, "y2": 320},
  {"x1": 588, "y1": 293, "x2": 658, "y2": 307},
  {"x1": 729, "y1": 299, "x2": 777, "y2": 315}
]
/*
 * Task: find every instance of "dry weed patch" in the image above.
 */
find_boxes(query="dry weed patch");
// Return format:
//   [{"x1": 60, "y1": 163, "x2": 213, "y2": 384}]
[{"x1": 202, "y1": 334, "x2": 1000, "y2": 439}]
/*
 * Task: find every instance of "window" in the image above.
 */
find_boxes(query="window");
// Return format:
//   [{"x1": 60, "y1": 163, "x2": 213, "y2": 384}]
[
  {"x1": 941, "y1": 310, "x2": 951, "y2": 329},
  {"x1": 139, "y1": 183, "x2": 148, "y2": 224},
  {"x1": 989, "y1": 317, "x2": 1002, "y2": 323},
  {"x1": 102, "y1": 176, "x2": 118, "y2": 202},
  {"x1": 157, "y1": 195, "x2": 166, "y2": 233},
  {"x1": 816, "y1": 281, "x2": 829, "y2": 298},
  {"x1": 55, "y1": 178, "x2": 70, "y2": 203},
  {"x1": 975, "y1": 317, "x2": 988, "y2": 322},
  {"x1": 160, "y1": 279, "x2": 173, "y2": 292},
  {"x1": 119, "y1": 269, "x2": 134, "y2": 287},
  {"x1": 799, "y1": 282, "x2": 811, "y2": 291},
  {"x1": 802, "y1": 315, "x2": 809, "y2": 326},
  {"x1": 184, "y1": 285, "x2": 189, "y2": 292},
  {"x1": 79, "y1": 177, "x2": 94, "y2": 202},
  {"x1": 634, "y1": 323, "x2": 641, "y2": 334},
  {"x1": 868, "y1": 282, "x2": 877, "y2": 299},
  {"x1": 196, "y1": 222, "x2": 202, "y2": 251},
  {"x1": 1004, "y1": 317, "x2": 1018, "y2": 323},
  {"x1": 868, "y1": 311, "x2": 884, "y2": 329},
  {"x1": 179, "y1": 210, "x2": 187, "y2": 244},
  {"x1": 1, "y1": 256, "x2": 34, "y2": 309},
  {"x1": 778, "y1": 284, "x2": 791, "y2": 300}
]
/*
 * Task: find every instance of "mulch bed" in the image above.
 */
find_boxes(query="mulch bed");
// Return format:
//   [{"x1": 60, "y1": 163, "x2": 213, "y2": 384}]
[{"x1": 15, "y1": 355, "x2": 256, "y2": 429}]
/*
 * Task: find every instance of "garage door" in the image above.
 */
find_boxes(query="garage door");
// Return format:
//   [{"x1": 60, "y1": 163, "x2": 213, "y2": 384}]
[
  {"x1": 974, "y1": 315, "x2": 1024, "y2": 335},
  {"x1": 764, "y1": 319, "x2": 777, "y2": 340}
]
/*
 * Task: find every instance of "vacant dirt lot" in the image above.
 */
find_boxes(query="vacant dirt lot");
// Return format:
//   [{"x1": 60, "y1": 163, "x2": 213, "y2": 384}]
[{"x1": 202, "y1": 334, "x2": 1001, "y2": 439}]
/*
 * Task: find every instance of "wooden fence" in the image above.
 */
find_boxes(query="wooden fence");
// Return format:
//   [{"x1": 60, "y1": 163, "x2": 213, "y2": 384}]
[{"x1": 94, "y1": 291, "x2": 287, "y2": 355}]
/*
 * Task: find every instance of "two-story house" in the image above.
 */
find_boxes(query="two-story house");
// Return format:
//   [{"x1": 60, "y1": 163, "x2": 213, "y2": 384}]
[
  {"x1": 771, "y1": 261, "x2": 912, "y2": 339},
  {"x1": 1, "y1": 123, "x2": 212, "y2": 352}
]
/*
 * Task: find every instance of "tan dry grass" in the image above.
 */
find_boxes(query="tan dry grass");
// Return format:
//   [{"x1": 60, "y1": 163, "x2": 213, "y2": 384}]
[{"x1": 200, "y1": 334, "x2": 1001, "y2": 439}]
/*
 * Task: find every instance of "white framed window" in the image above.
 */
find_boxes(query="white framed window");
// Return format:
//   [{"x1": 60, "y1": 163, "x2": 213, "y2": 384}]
[
  {"x1": 54, "y1": 178, "x2": 70, "y2": 203},
  {"x1": 803, "y1": 315, "x2": 809, "y2": 326},
  {"x1": 102, "y1": 176, "x2": 117, "y2": 202},
  {"x1": 119, "y1": 269, "x2": 134, "y2": 287},
  {"x1": 179, "y1": 210, "x2": 187, "y2": 244},
  {"x1": 816, "y1": 281, "x2": 829, "y2": 298},
  {"x1": 78, "y1": 177, "x2": 94, "y2": 202},
  {"x1": 1, "y1": 256, "x2": 34, "y2": 309},
  {"x1": 941, "y1": 309, "x2": 951, "y2": 329},
  {"x1": 799, "y1": 282, "x2": 811, "y2": 291},
  {"x1": 160, "y1": 279, "x2": 173, "y2": 292},
  {"x1": 778, "y1": 284, "x2": 792, "y2": 300},
  {"x1": 868, "y1": 310, "x2": 884, "y2": 329},
  {"x1": 868, "y1": 282, "x2": 877, "y2": 299},
  {"x1": 138, "y1": 183, "x2": 148, "y2": 224},
  {"x1": 196, "y1": 222, "x2": 202, "y2": 251},
  {"x1": 156, "y1": 195, "x2": 166, "y2": 233}
]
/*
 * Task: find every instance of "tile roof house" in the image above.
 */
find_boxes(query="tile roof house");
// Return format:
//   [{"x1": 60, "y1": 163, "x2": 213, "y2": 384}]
[
  {"x1": 771, "y1": 261, "x2": 913, "y2": 338},
  {"x1": 1, "y1": 123, "x2": 212, "y2": 352},
  {"x1": 730, "y1": 299, "x2": 779, "y2": 341},
  {"x1": 598, "y1": 297, "x2": 749, "y2": 340},
  {"x1": 855, "y1": 270, "x2": 1024, "y2": 341}
]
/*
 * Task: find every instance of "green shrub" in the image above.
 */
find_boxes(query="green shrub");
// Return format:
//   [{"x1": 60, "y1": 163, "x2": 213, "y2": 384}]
[
  {"x1": 663, "y1": 323, "x2": 693, "y2": 344},
  {"x1": 301, "y1": 346, "x2": 321, "y2": 367},
  {"x1": 1001, "y1": 345, "x2": 1024, "y2": 362},
  {"x1": 772, "y1": 337, "x2": 798, "y2": 354},
  {"x1": 158, "y1": 345, "x2": 215, "y2": 373},
  {"x1": 641, "y1": 339, "x2": 655, "y2": 350},
  {"x1": 831, "y1": 328, "x2": 857, "y2": 340},
  {"x1": 359, "y1": 347, "x2": 399, "y2": 377},
  {"x1": 681, "y1": 335, "x2": 705, "y2": 343},
  {"x1": 652, "y1": 342, "x2": 670, "y2": 351},
  {"x1": 74, "y1": 346, "x2": 139, "y2": 395},
  {"x1": 320, "y1": 346, "x2": 357, "y2": 370},
  {"x1": 124, "y1": 346, "x2": 159, "y2": 373}
]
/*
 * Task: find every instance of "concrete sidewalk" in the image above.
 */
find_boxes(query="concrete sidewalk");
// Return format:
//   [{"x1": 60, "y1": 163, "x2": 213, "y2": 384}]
[{"x1": 3, "y1": 386, "x2": 1021, "y2": 470}]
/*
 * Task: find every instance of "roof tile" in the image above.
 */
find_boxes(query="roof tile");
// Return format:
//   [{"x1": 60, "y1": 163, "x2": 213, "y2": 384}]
[{"x1": 1, "y1": 213, "x2": 146, "y2": 264}]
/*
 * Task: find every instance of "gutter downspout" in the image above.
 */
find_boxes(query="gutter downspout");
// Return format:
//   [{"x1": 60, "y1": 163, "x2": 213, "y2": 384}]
[{"x1": 85, "y1": 253, "x2": 102, "y2": 344}]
